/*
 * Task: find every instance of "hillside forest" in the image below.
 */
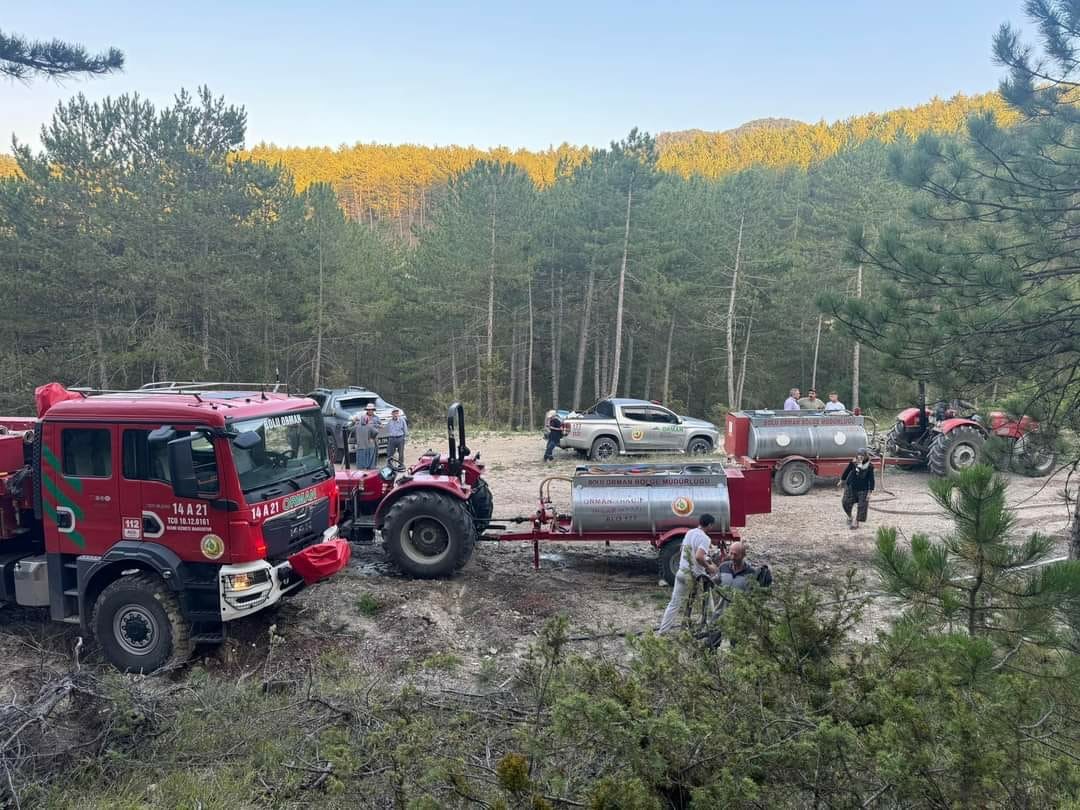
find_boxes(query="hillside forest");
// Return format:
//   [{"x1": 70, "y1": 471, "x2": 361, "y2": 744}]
[{"x1": 0, "y1": 89, "x2": 1038, "y2": 422}]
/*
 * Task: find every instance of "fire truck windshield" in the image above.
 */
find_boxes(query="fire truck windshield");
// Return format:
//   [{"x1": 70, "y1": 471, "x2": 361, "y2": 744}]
[{"x1": 229, "y1": 410, "x2": 329, "y2": 494}]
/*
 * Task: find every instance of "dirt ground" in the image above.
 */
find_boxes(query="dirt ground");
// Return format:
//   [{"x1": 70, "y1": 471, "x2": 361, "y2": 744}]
[{"x1": 0, "y1": 431, "x2": 1073, "y2": 687}]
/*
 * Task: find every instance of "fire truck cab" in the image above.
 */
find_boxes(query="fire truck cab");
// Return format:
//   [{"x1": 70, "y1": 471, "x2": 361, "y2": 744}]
[{"x1": 0, "y1": 383, "x2": 350, "y2": 672}]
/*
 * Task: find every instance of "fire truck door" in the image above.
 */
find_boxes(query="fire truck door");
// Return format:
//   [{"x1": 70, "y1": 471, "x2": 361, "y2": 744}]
[{"x1": 44, "y1": 425, "x2": 121, "y2": 554}]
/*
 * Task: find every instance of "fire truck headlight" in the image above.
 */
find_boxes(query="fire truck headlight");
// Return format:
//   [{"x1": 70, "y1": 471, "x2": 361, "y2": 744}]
[{"x1": 225, "y1": 570, "x2": 270, "y2": 593}]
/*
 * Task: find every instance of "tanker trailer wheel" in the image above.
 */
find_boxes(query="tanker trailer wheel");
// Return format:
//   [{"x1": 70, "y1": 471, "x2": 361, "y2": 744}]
[
  {"x1": 928, "y1": 426, "x2": 985, "y2": 477},
  {"x1": 92, "y1": 573, "x2": 193, "y2": 673},
  {"x1": 590, "y1": 436, "x2": 619, "y2": 461},
  {"x1": 687, "y1": 437, "x2": 713, "y2": 456},
  {"x1": 1009, "y1": 433, "x2": 1057, "y2": 477},
  {"x1": 659, "y1": 537, "x2": 685, "y2": 586},
  {"x1": 382, "y1": 492, "x2": 477, "y2": 578},
  {"x1": 778, "y1": 461, "x2": 814, "y2": 496},
  {"x1": 467, "y1": 478, "x2": 494, "y2": 535}
]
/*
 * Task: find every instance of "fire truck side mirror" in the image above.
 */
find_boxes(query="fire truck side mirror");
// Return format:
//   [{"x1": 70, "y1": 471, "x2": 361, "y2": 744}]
[{"x1": 167, "y1": 435, "x2": 200, "y2": 500}]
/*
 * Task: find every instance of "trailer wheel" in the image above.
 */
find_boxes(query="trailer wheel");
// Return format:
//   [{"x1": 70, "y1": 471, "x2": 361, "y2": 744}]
[
  {"x1": 92, "y1": 572, "x2": 192, "y2": 673},
  {"x1": 590, "y1": 436, "x2": 619, "y2": 461},
  {"x1": 382, "y1": 492, "x2": 476, "y2": 578},
  {"x1": 687, "y1": 437, "x2": 712, "y2": 456},
  {"x1": 1010, "y1": 434, "x2": 1056, "y2": 477},
  {"x1": 928, "y1": 426, "x2": 985, "y2": 477},
  {"x1": 778, "y1": 461, "x2": 813, "y2": 496},
  {"x1": 659, "y1": 538, "x2": 685, "y2": 586}
]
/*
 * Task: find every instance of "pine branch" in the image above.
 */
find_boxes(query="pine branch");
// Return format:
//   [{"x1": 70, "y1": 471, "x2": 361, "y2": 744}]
[{"x1": 0, "y1": 29, "x2": 124, "y2": 81}]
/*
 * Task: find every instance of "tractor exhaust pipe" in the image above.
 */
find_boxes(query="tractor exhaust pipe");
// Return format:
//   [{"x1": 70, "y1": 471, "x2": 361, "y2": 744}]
[
  {"x1": 446, "y1": 402, "x2": 467, "y2": 476},
  {"x1": 918, "y1": 380, "x2": 928, "y2": 431}
]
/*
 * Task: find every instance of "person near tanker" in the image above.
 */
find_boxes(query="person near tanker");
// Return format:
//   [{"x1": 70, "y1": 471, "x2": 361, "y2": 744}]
[
  {"x1": 824, "y1": 391, "x2": 846, "y2": 412},
  {"x1": 658, "y1": 514, "x2": 719, "y2": 635},
  {"x1": 351, "y1": 403, "x2": 381, "y2": 469},
  {"x1": 702, "y1": 541, "x2": 770, "y2": 647},
  {"x1": 838, "y1": 447, "x2": 875, "y2": 529},
  {"x1": 385, "y1": 408, "x2": 408, "y2": 468},
  {"x1": 798, "y1": 388, "x2": 825, "y2": 410},
  {"x1": 783, "y1": 388, "x2": 801, "y2": 411},
  {"x1": 543, "y1": 409, "x2": 566, "y2": 462}
]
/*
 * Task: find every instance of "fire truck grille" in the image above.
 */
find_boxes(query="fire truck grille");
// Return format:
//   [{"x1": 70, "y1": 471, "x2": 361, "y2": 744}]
[{"x1": 262, "y1": 497, "x2": 331, "y2": 561}]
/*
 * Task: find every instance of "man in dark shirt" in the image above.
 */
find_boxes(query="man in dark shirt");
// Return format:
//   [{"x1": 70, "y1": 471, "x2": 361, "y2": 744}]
[
  {"x1": 543, "y1": 410, "x2": 565, "y2": 462},
  {"x1": 839, "y1": 448, "x2": 875, "y2": 529}
]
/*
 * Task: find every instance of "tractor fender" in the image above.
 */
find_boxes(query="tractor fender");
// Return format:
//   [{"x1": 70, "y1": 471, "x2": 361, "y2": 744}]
[
  {"x1": 936, "y1": 417, "x2": 987, "y2": 436},
  {"x1": 374, "y1": 476, "x2": 472, "y2": 527}
]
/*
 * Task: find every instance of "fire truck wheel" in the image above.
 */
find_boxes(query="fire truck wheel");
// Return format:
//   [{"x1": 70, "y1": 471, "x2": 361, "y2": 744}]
[
  {"x1": 467, "y1": 478, "x2": 494, "y2": 535},
  {"x1": 778, "y1": 461, "x2": 814, "y2": 496},
  {"x1": 590, "y1": 436, "x2": 619, "y2": 462},
  {"x1": 659, "y1": 538, "x2": 684, "y2": 586},
  {"x1": 382, "y1": 492, "x2": 476, "y2": 578},
  {"x1": 928, "y1": 426, "x2": 985, "y2": 477},
  {"x1": 92, "y1": 573, "x2": 193, "y2": 673}
]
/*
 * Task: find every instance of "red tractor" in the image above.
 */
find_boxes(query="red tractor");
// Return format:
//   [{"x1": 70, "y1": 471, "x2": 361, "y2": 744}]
[
  {"x1": 887, "y1": 382, "x2": 1055, "y2": 477},
  {"x1": 335, "y1": 403, "x2": 492, "y2": 577}
]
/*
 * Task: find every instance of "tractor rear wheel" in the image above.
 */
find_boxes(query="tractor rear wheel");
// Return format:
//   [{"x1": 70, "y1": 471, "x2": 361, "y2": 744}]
[
  {"x1": 659, "y1": 537, "x2": 684, "y2": 586},
  {"x1": 928, "y1": 426, "x2": 985, "y2": 477},
  {"x1": 381, "y1": 491, "x2": 476, "y2": 578},
  {"x1": 778, "y1": 461, "x2": 814, "y2": 496}
]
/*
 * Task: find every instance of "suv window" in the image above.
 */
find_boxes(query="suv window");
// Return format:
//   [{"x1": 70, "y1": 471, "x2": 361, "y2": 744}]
[
  {"x1": 621, "y1": 407, "x2": 651, "y2": 422},
  {"x1": 61, "y1": 428, "x2": 111, "y2": 478}
]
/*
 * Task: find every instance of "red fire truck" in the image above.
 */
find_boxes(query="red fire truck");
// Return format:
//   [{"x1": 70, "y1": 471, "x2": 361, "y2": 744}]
[{"x1": 0, "y1": 382, "x2": 350, "y2": 672}]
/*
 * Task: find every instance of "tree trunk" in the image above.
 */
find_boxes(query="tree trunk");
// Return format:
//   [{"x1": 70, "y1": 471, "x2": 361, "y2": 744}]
[
  {"x1": 811, "y1": 313, "x2": 823, "y2": 391},
  {"x1": 451, "y1": 339, "x2": 459, "y2": 402},
  {"x1": 518, "y1": 339, "x2": 527, "y2": 429},
  {"x1": 599, "y1": 324, "x2": 609, "y2": 398},
  {"x1": 572, "y1": 271, "x2": 595, "y2": 410},
  {"x1": 853, "y1": 264, "x2": 863, "y2": 410},
  {"x1": 737, "y1": 301, "x2": 755, "y2": 409},
  {"x1": 726, "y1": 214, "x2": 744, "y2": 407},
  {"x1": 93, "y1": 308, "x2": 107, "y2": 389},
  {"x1": 313, "y1": 236, "x2": 325, "y2": 388},
  {"x1": 644, "y1": 360, "x2": 652, "y2": 400},
  {"x1": 508, "y1": 319, "x2": 518, "y2": 429},
  {"x1": 556, "y1": 270, "x2": 564, "y2": 402},
  {"x1": 593, "y1": 326, "x2": 602, "y2": 403},
  {"x1": 527, "y1": 280, "x2": 535, "y2": 429},
  {"x1": 623, "y1": 334, "x2": 634, "y2": 397},
  {"x1": 663, "y1": 314, "x2": 675, "y2": 403},
  {"x1": 487, "y1": 187, "x2": 498, "y2": 421},
  {"x1": 609, "y1": 176, "x2": 633, "y2": 396},
  {"x1": 1070, "y1": 497, "x2": 1080, "y2": 561},
  {"x1": 551, "y1": 269, "x2": 559, "y2": 409}
]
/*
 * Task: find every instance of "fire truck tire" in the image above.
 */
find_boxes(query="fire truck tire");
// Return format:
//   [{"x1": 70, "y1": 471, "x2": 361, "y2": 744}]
[
  {"x1": 92, "y1": 573, "x2": 193, "y2": 673},
  {"x1": 467, "y1": 478, "x2": 494, "y2": 535},
  {"x1": 659, "y1": 538, "x2": 684, "y2": 586},
  {"x1": 590, "y1": 436, "x2": 619, "y2": 462},
  {"x1": 382, "y1": 492, "x2": 476, "y2": 578},
  {"x1": 928, "y1": 426, "x2": 985, "y2": 477},
  {"x1": 778, "y1": 461, "x2": 814, "y2": 496}
]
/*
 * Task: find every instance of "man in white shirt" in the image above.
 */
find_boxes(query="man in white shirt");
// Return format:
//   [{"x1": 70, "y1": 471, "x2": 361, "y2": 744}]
[
  {"x1": 658, "y1": 514, "x2": 719, "y2": 634},
  {"x1": 783, "y1": 388, "x2": 801, "y2": 411},
  {"x1": 824, "y1": 392, "x2": 846, "y2": 412}
]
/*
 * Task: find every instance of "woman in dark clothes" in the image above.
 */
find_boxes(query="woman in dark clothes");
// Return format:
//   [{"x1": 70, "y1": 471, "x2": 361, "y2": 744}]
[{"x1": 838, "y1": 448, "x2": 875, "y2": 529}]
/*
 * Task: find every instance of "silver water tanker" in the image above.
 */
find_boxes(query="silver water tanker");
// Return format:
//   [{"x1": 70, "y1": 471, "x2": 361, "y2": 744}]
[
  {"x1": 569, "y1": 463, "x2": 731, "y2": 534},
  {"x1": 745, "y1": 411, "x2": 868, "y2": 460}
]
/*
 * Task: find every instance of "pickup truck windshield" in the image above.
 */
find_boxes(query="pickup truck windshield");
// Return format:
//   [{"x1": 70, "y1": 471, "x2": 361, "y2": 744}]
[{"x1": 229, "y1": 410, "x2": 328, "y2": 492}]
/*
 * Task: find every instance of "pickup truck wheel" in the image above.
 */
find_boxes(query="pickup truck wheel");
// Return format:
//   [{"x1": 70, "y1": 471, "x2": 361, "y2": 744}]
[
  {"x1": 778, "y1": 461, "x2": 814, "y2": 496},
  {"x1": 590, "y1": 437, "x2": 619, "y2": 462},
  {"x1": 659, "y1": 538, "x2": 684, "y2": 586},
  {"x1": 687, "y1": 437, "x2": 712, "y2": 455},
  {"x1": 382, "y1": 492, "x2": 476, "y2": 578},
  {"x1": 92, "y1": 573, "x2": 192, "y2": 673}
]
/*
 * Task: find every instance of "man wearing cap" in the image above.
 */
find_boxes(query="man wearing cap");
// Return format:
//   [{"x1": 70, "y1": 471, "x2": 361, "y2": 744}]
[
  {"x1": 351, "y1": 404, "x2": 381, "y2": 469},
  {"x1": 385, "y1": 408, "x2": 408, "y2": 468}
]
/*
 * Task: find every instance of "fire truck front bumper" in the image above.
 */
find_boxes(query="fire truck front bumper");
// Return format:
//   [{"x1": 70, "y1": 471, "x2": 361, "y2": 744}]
[{"x1": 218, "y1": 526, "x2": 344, "y2": 621}]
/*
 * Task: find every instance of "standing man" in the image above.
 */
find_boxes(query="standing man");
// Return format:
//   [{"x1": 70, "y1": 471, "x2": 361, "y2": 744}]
[
  {"x1": 838, "y1": 448, "x2": 875, "y2": 529},
  {"x1": 352, "y1": 403, "x2": 380, "y2": 469},
  {"x1": 659, "y1": 514, "x2": 719, "y2": 634},
  {"x1": 783, "y1": 388, "x2": 801, "y2": 411},
  {"x1": 798, "y1": 388, "x2": 825, "y2": 410},
  {"x1": 824, "y1": 391, "x2": 846, "y2": 412},
  {"x1": 386, "y1": 408, "x2": 408, "y2": 468},
  {"x1": 543, "y1": 409, "x2": 566, "y2": 462}
]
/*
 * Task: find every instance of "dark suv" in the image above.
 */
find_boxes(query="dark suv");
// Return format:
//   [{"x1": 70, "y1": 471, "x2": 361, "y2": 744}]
[{"x1": 307, "y1": 387, "x2": 405, "y2": 462}]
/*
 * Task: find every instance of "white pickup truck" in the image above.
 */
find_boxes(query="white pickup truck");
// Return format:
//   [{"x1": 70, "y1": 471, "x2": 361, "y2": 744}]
[{"x1": 561, "y1": 398, "x2": 720, "y2": 461}]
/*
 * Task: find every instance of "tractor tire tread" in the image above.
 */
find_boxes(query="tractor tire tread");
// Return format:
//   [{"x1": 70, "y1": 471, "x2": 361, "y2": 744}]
[
  {"x1": 382, "y1": 491, "x2": 475, "y2": 578},
  {"x1": 928, "y1": 425, "x2": 986, "y2": 477}
]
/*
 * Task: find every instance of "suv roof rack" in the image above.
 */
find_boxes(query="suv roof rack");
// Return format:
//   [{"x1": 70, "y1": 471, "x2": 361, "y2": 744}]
[{"x1": 139, "y1": 381, "x2": 286, "y2": 393}]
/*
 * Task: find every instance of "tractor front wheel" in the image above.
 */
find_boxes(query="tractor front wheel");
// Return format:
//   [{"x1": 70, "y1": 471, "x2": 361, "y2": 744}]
[
  {"x1": 1010, "y1": 434, "x2": 1057, "y2": 477},
  {"x1": 381, "y1": 492, "x2": 476, "y2": 578},
  {"x1": 928, "y1": 426, "x2": 986, "y2": 477}
]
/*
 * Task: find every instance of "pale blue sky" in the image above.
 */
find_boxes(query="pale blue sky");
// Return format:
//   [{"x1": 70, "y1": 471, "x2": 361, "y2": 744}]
[{"x1": 2, "y1": 1, "x2": 1029, "y2": 153}]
